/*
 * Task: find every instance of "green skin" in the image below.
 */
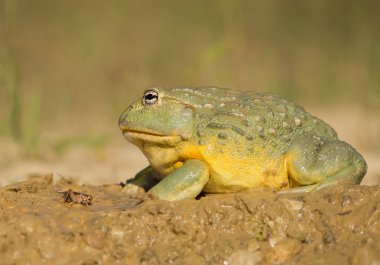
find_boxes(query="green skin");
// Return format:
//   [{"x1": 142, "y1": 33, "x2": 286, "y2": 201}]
[{"x1": 119, "y1": 87, "x2": 367, "y2": 201}]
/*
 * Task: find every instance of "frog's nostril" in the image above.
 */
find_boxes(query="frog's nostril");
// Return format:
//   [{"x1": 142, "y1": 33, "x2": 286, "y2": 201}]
[
  {"x1": 118, "y1": 111, "x2": 129, "y2": 129},
  {"x1": 119, "y1": 118, "x2": 129, "y2": 129}
]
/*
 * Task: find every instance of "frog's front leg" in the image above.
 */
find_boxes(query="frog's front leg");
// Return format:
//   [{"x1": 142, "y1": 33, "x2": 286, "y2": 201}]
[
  {"x1": 127, "y1": 166, "x2": 162, "y2": 191},
  {"x1": 284, "y1": 135, "x2": 367, "y2": 192},
  {"x1": 148, "y1": 159, "x2": 210, "y2": 201}
]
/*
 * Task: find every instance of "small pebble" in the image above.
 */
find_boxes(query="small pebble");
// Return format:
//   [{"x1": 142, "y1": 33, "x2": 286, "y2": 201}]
[
  {"x1": 122, "y1": 184, "x2": 146, "y2": 196},
  {"x1": 265, "y1": 238, "x2": 302, "y2": 264},
  {"x1": 282, "y1": 199, "x2": 304, "y2": 211},
  {"x1": 227, "y1": 250, "x2": 263, "y2": 265}
]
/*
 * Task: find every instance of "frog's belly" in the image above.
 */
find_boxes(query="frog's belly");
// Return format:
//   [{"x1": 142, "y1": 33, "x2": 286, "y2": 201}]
[{"x1": 202, "y1": 156, "x2": 289, "y2": 193}]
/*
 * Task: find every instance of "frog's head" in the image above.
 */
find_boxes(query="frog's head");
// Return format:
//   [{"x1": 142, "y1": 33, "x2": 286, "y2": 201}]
[{"x1": 119, "y1": 87, "x2": 194, "y2": 146}]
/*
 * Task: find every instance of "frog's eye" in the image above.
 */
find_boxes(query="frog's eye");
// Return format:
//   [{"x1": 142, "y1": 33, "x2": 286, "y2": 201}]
[{"x1": 143, "y1": 90, "x2": 159, "y2": 106}]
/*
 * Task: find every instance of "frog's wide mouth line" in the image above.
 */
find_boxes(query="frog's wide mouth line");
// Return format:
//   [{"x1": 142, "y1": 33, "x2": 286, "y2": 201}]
[
  {"x1": 121, "y1": 128, "x2": 167, "y2": 137},
  {"x1": 122, "y1": 130, "x2": 183, "y2": 145},
  {"x1": 121, "y1": 128, "x2": 182, "y2": 143}
]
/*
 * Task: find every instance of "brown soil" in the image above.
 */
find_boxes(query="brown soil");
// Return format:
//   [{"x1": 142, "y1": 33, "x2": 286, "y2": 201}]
[{"x1": 1, "y1": 174, "x2": 379, "y2": 265}]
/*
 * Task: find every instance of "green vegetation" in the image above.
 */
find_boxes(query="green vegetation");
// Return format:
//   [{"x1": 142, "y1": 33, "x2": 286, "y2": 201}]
[{"x1": 1, "y1": 0, "x2": 42, "y2": 153}]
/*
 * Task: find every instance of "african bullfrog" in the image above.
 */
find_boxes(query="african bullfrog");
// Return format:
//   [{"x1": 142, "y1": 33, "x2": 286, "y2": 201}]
[{"x1": 119, "y1": 87, "x2": 367, "y2": 201}]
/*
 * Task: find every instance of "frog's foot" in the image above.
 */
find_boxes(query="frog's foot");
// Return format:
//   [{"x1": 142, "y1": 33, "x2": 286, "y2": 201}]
[
  {"x1": 148, "y1": 159, "x2": 209, "y2": 201},
  {"x1": 284, "y1": 135, "x2": 367, "y2": 193},
  {"x1": 126, "y1": 166, "x2": 162, "y2": 191}
]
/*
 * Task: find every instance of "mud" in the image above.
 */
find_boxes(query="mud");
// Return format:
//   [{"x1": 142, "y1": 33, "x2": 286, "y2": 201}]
[{"x1": 0, "y1": 174, "x2": 379, "y2": 265}]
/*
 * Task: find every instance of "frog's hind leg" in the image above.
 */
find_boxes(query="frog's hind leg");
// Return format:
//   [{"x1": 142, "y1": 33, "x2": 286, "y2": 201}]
[{"x1": 283, "y1": 135, "x2": 367, "y2": 193}]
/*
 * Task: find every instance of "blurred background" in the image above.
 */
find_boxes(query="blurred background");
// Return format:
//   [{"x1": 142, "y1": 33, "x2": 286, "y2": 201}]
[{"x1": 0, "y1": 0, "x2": 379, "y2": 186}]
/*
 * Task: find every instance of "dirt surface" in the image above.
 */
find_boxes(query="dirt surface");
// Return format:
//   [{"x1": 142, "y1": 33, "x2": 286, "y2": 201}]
[{"x1": 1, "y1": 174, "x2": 379, "y2": 265}]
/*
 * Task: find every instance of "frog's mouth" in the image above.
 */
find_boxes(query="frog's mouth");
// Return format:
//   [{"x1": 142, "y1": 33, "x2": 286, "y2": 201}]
[
  {"x1": 121, "y1": 128, "x2": 166, "y2": 137},
  {"x1": 121, "y1": 127, "x2": 182, "y2": 145}
]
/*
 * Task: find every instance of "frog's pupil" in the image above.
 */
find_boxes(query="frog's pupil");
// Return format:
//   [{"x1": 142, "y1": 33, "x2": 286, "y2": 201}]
[{"x1": 146, "y1": 93, "x2": 156, "y2": 100}]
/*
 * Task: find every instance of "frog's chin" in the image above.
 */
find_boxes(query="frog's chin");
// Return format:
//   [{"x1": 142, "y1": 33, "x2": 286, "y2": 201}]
[{"x1": 122, "y1": 130, "x2": 182, "y2": 146}]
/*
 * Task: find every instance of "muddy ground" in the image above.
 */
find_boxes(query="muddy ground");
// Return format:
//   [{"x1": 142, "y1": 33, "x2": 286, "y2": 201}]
[{"x1": 0, "y1": 174, "x2": 379, "y2": 265}]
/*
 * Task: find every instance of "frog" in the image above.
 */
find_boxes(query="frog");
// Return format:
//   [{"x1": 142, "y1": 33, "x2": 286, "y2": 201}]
[{"x1": 119, "y1": 86, "x2": 367, "y2": 201}]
